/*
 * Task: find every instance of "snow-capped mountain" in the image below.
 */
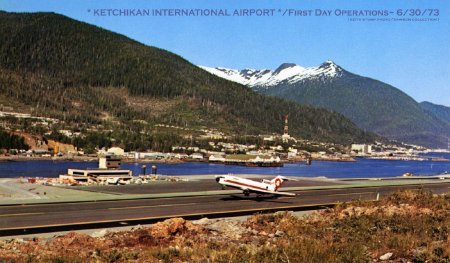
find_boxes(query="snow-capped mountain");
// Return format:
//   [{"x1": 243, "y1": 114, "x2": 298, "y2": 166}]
[
  {"x1": 200, "y1": 60, "x2": 450, "y2": 148},
  {"x1": 199, "y1": 60, "x2": 345, "y2": 88}
]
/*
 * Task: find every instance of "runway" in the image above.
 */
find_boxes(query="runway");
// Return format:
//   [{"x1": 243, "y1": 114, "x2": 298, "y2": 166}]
[
  {"x1": 68, "y1": 176, "x2": 341, "y2": 195},
  {"x1": 0, "y1": 182, "x2": 449, "y2": 236}
]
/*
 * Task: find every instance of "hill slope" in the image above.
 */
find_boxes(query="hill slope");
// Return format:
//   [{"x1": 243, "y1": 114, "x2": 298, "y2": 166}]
[
  {"x1": 202, "y1": 62, "x2": 450, "y2": 148},
  {"x1": 0, "y1": 11, "x2": 376, "y2": 146},
  {"x1": 420, "y1": 101, "x2": 450, "y2": 125}
]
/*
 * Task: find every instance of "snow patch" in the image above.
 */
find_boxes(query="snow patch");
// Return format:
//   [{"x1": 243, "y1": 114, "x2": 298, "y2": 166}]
[{"x1": 199, "y1": 61, "x2": 344, "y2": 87}]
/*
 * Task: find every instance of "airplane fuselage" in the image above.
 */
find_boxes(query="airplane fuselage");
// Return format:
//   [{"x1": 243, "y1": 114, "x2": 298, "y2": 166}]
[
  {"x1": 216, "y1": 174, "x2": 295, "y2": 196},
  {"x1": 217, "y1": 176, "x2": 276, "y2": 194}
]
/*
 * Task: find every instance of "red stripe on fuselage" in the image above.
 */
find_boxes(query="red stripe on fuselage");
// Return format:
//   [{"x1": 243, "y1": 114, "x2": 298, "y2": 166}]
[{"x1": 223, "y1": 179, "x2": 268, "y2": 191}]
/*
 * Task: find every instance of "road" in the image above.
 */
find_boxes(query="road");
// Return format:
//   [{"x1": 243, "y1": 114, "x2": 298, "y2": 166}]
[{"x1": 0, "y1": 182, "x2": 449, "y2": 236}]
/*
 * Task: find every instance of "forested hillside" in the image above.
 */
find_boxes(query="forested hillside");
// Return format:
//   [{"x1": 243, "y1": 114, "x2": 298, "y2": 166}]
[
  {"x1": 420, "y1": 101, "x2": 450, "y2": 125},
  {"x1": 0, "y1": 128, "x2": 29, "y2": 150},
  {"x1": 0, "y1": 11, "x2": 377, "y2": 147},
  {"x1": 255, "y1": 66, "x2": 450, "y2": 148},
  {"x1": 204, "y1": 61, "x2": 450, "y2": 148}
]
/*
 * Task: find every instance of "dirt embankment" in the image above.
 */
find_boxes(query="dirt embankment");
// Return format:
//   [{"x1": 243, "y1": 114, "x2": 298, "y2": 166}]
[{"x1": 11, "y1": 132, "x2": 76, "y2": 153}]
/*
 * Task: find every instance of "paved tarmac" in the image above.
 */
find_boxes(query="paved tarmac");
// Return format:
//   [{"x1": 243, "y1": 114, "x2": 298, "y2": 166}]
[
  {"x1": 0, "y1": 181, "x2": 448, "y2": 235},
  {"x1": 70, "y1": 177, "x2": 341, "y2": 195}
]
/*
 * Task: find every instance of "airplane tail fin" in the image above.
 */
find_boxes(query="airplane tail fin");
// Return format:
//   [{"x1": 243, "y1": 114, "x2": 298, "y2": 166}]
[{"x1": 271, "y1": 175, "x2": 288, "y2": 190}]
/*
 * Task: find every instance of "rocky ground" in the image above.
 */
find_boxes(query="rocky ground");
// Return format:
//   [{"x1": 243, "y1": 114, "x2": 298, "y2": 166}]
[{"x1": 0, "y1": 190, "x2": 448, "y2": 262}]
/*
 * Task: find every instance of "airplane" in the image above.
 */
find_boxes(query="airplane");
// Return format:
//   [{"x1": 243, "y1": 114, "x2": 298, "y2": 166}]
[{"x1": 215, "y1": 174, "x2": 295, "y2": 197}]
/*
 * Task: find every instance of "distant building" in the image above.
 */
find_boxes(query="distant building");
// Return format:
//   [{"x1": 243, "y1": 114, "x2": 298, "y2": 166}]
[
  {"x1": 288, "y1": 147, "x2": 298, "y2": 153},
  {"x1": 270, "y1": 145, "x2": 284, "y2": 151},
  {"x1": 287, "y1": 152, "x2": 297, "y2": 158},
  {"x1": 107, "y1": 147, "x2": 125, "y2": 156},
  {"x1": 200, "y1": 133, "x2": 224, "y2": 140},
  {"x1": 190, "y1": 153, "x2": 204, "y2": 159},
  {"x1": 0, "y1": 111, "x2": 31, "y2": 118},
  {"x1": 174, "y1": 153, "x2": 189, "y2": 159},
  {"x1": 209, "y1": 155, "x2": 226, "y2": 162},
  {"x1": 351, "y1": 144, "x2": 372, "y2": 154},
  {"x1": 58, "y1": 130, "x2": 73, "y2": 137},
  {"x1": 209, "y1": 154, "x2": 282, "y2": 167},
  {"x1": 263, "y1": 135, "x2": 275, "y2": 142},
  {"x1": 142, "y1": 152, "x2": 168, "y2": 159},
  {"x1": 33, "y1": 149, "x2": 50, "y2": 155},
  {"x1": 66, "y1": 168, "x2": 131, "y2": 177},
  {"x1": 99, "y1": 156, "x2": 122, "y2": 169},
  {"x1": 188, "y1": 147, "x2": 200, "y2": 152}
]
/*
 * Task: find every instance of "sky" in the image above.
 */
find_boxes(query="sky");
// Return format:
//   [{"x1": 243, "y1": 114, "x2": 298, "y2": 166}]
[{"x1": 1, "y1": 0, "x2": 449, "y2": 106}]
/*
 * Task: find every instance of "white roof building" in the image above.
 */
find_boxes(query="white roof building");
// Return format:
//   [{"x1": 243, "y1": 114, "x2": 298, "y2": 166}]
[{"x1": 107, "y1": 147, "x2": 125, "y2": 156}]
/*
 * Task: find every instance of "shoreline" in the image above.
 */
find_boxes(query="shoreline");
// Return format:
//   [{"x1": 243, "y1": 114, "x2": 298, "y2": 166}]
[
  {"x1": 0, "y1": 156, "x2": 184, "y2": 164},
  {"x1": 2, "y1": 155, "x2": 448, "y2": 164}
]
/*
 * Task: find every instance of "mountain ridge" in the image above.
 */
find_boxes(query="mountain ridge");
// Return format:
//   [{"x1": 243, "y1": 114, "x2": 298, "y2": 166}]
[
  {"x1": 201, "y1": 62, "x2": 450, "y2": 148},
  {"x1": 0, "y1": 11, "x2": 377, "y2": 148},
  {"x1": 420, "y1": 101, "x2": 450, "y2": 125},
  {"x1": 200, "y1": 60, "x2": 346, "y2": 88}
]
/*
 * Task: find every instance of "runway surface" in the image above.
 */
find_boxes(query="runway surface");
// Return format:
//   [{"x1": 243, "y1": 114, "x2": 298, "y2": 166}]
[
  {"x1": 1, "y1": 181, "x2": 448, "y2": 236},
  {"x1": 69, "y1": 177, "x2": 341, "y2": 195}
]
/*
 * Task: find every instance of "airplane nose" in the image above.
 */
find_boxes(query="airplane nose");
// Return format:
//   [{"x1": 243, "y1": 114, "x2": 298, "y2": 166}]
[{"x1": 215, "y1": 176, "x2": 223, "y2": 182}]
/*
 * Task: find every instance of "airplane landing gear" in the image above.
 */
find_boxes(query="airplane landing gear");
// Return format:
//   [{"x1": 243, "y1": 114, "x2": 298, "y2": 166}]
[{"x1": 243, "y1": 189, "x2": 250, "y2": 196}]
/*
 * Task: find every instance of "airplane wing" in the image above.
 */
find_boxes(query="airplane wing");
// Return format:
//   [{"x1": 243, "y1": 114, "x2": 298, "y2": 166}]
[{"x1": 271, "y1": 191, "x2": 296, "y2": 196}]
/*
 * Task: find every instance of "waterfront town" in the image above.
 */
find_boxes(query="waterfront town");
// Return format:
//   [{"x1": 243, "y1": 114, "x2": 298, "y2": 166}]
[
  {"x1": 4, "y1": 107, "x2": 449, "y2": 187},
  {"x1": 1, "y1": 109, "x2": 445, "y2": 165}
]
